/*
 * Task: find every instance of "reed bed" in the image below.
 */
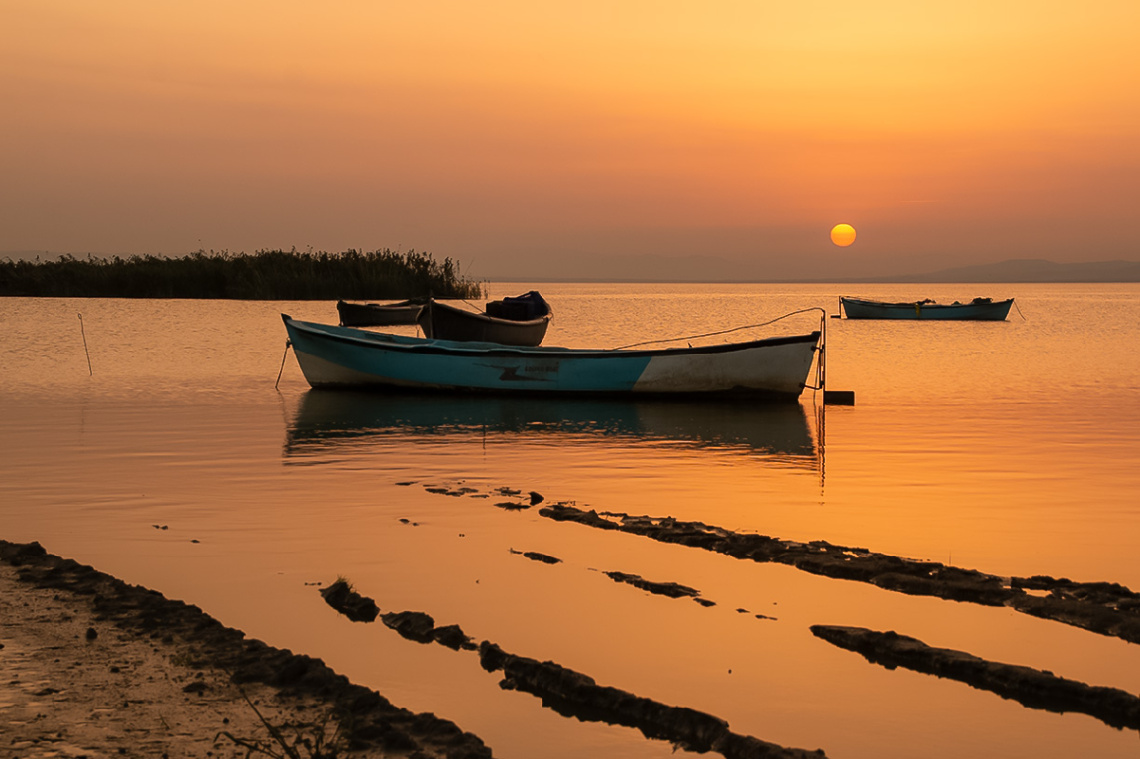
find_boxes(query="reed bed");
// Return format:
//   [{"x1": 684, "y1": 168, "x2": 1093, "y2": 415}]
[{"x1": 0, "y1": 249, "x2": 485, "y2": 300}]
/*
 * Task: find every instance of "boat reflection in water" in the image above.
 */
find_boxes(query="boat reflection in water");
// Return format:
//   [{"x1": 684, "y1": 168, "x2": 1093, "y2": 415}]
[{"x1": 284, "y1": 389, "x2": 819, "y2": 468}]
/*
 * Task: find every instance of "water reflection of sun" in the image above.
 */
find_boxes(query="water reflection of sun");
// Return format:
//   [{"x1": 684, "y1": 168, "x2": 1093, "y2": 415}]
[{"x1": 830, "y1": 224, "x2": 857, "y2": 247}]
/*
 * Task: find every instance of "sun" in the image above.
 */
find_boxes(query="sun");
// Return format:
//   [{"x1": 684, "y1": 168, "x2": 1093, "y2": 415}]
[{"x1": 830, "y1": 223, "x2": 857, "y2": 247}]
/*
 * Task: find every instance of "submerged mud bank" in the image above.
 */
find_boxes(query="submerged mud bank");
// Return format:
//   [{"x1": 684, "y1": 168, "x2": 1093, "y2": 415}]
[
  {"x1": 536, "y1": 502, "x2": 1140, "y2": 644},
  {"x1": 0, "y1": 539, "x2": 492, "y2": 759},
  {"x1": 812, "y1": 625, "x2": 1140, "y2": 732}
]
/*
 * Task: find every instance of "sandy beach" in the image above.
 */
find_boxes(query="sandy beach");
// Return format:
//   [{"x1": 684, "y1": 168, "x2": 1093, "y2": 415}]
[{"x1": 0, "y1": 539, "x2": 492, "y2": 759}]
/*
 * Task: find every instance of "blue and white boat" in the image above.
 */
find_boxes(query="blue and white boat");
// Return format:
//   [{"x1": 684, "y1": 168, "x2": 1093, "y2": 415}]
[
  {"x1": 282, "y1": 315, "x2": 821, "y2": 400},
  {"x1": 840, "y1": 296, "x2": 1013, "y2": 321}
]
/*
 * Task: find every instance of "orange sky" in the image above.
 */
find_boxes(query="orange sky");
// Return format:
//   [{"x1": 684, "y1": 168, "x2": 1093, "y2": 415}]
[{"x1": 2, "y1": 1, "x2": 1137, "y2": 279}]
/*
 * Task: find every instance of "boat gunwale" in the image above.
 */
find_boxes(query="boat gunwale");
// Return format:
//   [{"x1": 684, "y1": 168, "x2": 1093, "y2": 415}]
[
  {"x1": 839, "y1": 296, "x2": 1014, "y2": 310},
  {"x1": 283, "y1": 315, "x2": 821, "y2": 359},
  {"x1": 336, "y1": 298, "x2": 426, "y2": 310},
  {"x1": 335, "y1": 299, "x2": 426, "y2": 327}
]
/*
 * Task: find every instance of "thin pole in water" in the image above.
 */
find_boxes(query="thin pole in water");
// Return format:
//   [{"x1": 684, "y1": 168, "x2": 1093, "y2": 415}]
[
  {"x1": 78, "y1": 313, "x2": 93, "y2": 375},
  {"x1": 275, "y1": 340, "x2": 292, "y2": 389},
  {"x1": 818, "y1": 310, "x2": 826, "y2": 393}
]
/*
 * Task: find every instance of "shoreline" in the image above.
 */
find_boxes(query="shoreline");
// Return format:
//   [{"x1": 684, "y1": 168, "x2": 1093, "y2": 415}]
[{"x1": 0, "y1": 539, "x2": 492, "y2": 758}]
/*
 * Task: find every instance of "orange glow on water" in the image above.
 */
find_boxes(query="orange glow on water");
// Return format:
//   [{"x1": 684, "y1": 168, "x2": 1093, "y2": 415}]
[{"x1": 3, "y1": 288, "x2": 1140, "y2": 758}]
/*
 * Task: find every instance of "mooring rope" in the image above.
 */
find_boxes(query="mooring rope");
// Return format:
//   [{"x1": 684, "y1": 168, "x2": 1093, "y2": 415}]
[
  {"x1": 457, "y1": 298, "x2": 483, "y2": 313},
  {"x1": 1013, "y1": 300, "x2": 1027, "y2": 320},
  {"x1": 612, "y1": 307, "x2": 826, "y2": 350},
  {"x1": 274, "y1": 339, "x2": 292, "y2": 389},
  {"x1": 802, "y1": 307, "x2": 827, "y2": 394}
]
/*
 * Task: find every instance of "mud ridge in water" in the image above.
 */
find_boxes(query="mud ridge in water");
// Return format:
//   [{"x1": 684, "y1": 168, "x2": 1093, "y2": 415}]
[
  {"x1": 320, "y1": 579, "x2": 380, "y2": 622},
  {"x1": 319, "y1": 577, "x2": 827, "y2": 758},
  {"x1": 811, "y1": 625, "x2": 1140, "y2": 732},
  {"x1": 381, "y1": 611, "x2": 479, "y2": 651},
  {"x1": 477, "y1": 641, "x2": 826, "y2": 759},
  {"x1": 420, "y1": 482, "x2": 1140, "y2": 640},
  {"x1": 0, "y1": 539, "x2": 492, "y2": 759},
  {"x1": 603, "y1": 570, "x2": 715, "y2": 606},
  {"x1": 318, "y1": 582, "x2": 479, "y2": 651},
  {"x1": 508, "y1": 548, "x2": 562, "y2": 564},
  {"x1": 535, "y1": 502, "x2": 1140, "y2": 644}
]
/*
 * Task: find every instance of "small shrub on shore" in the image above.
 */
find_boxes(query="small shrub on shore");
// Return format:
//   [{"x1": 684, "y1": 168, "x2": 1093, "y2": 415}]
[
  {"x1": 215, "y1": 690, "x2": 347, "y2": 759},
  {"x1": 0, "y1": 248, "x2": 485, "y2": 300}
]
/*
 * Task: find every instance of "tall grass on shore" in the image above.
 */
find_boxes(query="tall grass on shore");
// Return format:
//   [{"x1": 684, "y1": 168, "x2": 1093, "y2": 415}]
[{"x1": 0, "y1": 249, "x2": 485, "y2": 300}]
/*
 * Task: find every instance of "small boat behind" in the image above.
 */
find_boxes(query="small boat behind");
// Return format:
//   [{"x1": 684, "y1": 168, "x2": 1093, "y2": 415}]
[
  {"x1": 840, "y1": 296, "x2": 1013, "y2": 321},
  {"x1": 281, "y1": 315, "x2": 821, "y2": 400},
  {"x1": 417, "y1": 291, "x2": 553, "y2": 346},
  {"x1": 337, "y1": 298, "x2": 425, "y2": 327}
]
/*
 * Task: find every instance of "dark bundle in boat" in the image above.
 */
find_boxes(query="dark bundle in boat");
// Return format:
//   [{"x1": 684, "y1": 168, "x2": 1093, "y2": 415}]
[
  {"x1": 337, "y1": 298, "x2": 426, "y2": 327},
  {"x1": 417, "y1": 291, "x2": 553, "y2": 346}
]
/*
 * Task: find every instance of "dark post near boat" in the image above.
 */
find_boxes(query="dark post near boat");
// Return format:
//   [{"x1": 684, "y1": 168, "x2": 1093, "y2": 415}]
[{"x1": 813, "y1": 312, "x2": 855, "y2": 405}]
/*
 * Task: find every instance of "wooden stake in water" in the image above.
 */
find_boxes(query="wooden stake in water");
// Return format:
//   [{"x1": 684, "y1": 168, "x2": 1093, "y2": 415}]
[{"x1": 78, "y1": 313, "x2": 93, "y2": 375}]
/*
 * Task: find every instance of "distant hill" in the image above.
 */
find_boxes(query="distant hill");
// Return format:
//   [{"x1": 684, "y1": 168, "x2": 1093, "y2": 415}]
[{"x1": 862, "y1": 259, "x2": 1140, "y2": 283}]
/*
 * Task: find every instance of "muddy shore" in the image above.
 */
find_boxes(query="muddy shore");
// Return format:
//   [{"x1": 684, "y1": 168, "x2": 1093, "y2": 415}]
[{"x1": 0, "y1": 539, "x2": 492, "y2": 759}]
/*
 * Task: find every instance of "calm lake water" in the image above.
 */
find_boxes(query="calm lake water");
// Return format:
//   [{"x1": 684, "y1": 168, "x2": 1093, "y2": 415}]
[{"x1": 2, "y1": 283, "x2": 1139, "y2": 758}]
